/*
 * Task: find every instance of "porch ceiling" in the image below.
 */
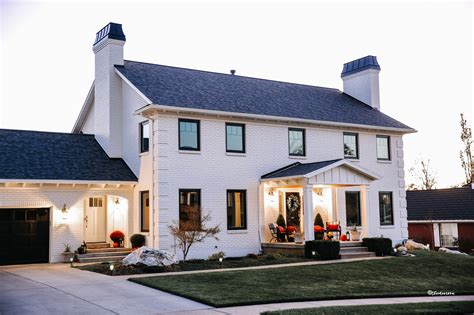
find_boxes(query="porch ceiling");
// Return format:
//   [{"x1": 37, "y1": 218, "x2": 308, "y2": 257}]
[{"x1": 261, "y1": 159, "x2": 380, "y2": 186}]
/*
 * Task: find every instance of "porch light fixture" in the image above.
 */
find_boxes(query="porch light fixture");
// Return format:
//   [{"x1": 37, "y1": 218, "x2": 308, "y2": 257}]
[
  {"x1": 315, "y1": 188, "x2": 323, "y2": 197},
  {"x1": 268, "y1": 188, "x2": 274, "y2": 196},
  {"x1": 115, "y1": 197, "x2": 120, "y2": 205},
  {"x1": 61, "y1": 204, "x2": 68, "y2": 220}
]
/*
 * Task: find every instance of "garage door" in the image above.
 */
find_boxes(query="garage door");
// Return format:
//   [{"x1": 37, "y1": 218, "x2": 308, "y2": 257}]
[{"x1": 0, "y1": 208, "x2": 50, "y2": 265}]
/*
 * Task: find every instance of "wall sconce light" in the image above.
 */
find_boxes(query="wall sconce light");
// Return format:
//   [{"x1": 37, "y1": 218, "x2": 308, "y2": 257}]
[
  {"x1": 61, "y1": 204, "x2": 68, "y2": 220},
  {"x1": 315, "y1": 188, "x2": 323, "y2": 197},
  {"x1": 115, "y1": 197, "x2": 120, "y2": 205},
  {"x1": 268, "y1": 188, "x2": 274, "y2": 196}
]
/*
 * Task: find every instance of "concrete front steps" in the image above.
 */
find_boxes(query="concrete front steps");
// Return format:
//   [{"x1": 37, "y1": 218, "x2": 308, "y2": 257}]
[
  {"x1": 76, "y1": 242, "x2": 133, "y2": 263},
  {"x1": 340, "y1": 241, "x2": 375, "y2": 259}
]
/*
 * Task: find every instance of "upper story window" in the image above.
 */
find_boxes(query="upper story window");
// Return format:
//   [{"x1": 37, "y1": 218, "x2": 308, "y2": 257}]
[
  {"x1": 179, "y1": 189, "x2": 201, "y2": 230},
  {"x1": 227, "y1": 190, "x2": 247, "y2": 230},
  {"x1": 179, "y1": 119, "x2": 200, "y2": 151},
  {"x1": 379, "y1": 192, "x2": 393, "y2": 225},
  {"x1": 376, "y1": 135, "x2": 391, "y2": 161},
  {"x1": 343, "y1": 132, "x2": 359, "y2": 159},
  {"x1": 140, "y1": 121, "x2": 150, "y2": 153},
  {"x1": 226, "y1": 123, "x2": 245, "y2": 153},
  {"x1": 288, "y1": 128, "x2": 305, "y2": 156},
  {"x1": 140, "y1": 191, "x2": 150, "y2": 232}
]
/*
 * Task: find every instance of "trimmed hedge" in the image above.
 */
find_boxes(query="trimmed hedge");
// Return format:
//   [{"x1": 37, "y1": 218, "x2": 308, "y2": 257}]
[
  {"x1": 130, "y1": 234, "x2": 146, "y2": 248},
  {"x1": 305, "y1": 240, "x2": 340, "y2": 260},
  {"x1": 362, "y1": 237, "x2": 393, "y2": 256}
]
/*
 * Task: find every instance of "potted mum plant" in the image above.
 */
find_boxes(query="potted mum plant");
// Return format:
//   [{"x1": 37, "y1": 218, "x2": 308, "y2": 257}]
[
  {"x1": 110, "y1": 230, "x2": 125, "y2": 247},
  {"x1": 61, "y1": 243, "x2": 75, "y2": 263}
]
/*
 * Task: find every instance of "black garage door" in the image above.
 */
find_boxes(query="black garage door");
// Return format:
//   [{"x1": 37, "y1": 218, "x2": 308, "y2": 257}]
[{"x1": 0, "y1": 208, "x2": 50, "y2": 265}]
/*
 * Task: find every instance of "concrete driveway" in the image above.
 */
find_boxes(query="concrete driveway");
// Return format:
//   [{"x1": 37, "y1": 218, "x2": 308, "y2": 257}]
[{"x1": 0, "y1": 263, "x2": 210, "y2": 315}]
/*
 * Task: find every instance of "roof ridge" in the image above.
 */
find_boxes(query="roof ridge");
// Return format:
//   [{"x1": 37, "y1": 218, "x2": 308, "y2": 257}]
[
  {"x1": 0, "y1": 128, "x2": 94, "y2": 137},
  {"x1": 300, "y1": 158, "x2": 343, "y2": 166},
  {"x1": 121, "y1": 60, "x2": 341, "y2": 92}
]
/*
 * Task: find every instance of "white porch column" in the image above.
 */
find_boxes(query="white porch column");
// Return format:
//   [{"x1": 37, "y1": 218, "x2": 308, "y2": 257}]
[
  {"x1": 303, "y1": 184, "x2": 315, "y2": 241},
  {"x1": 258, "y1": 182, "x2": 266, "y2": 244},
  {"x1": 360, "y1": 185, "x2": 370, "y2": 238}
]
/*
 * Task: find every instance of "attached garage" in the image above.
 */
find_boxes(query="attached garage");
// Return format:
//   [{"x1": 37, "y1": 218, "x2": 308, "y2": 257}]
[{"x1": 0, "y1": 208, "x2": 50, "y2": 265}]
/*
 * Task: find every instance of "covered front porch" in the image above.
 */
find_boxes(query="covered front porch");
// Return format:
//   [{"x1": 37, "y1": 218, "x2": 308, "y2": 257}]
[{"x1": 259, "y1": 159, "x2": 380, "y2": 244}]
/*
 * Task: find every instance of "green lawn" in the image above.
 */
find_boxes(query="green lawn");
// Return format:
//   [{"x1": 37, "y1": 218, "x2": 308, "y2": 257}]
[
  {"x1": 261, "y1": 301, "x2": 474, "y2": 314},
  {"x1": 78, "y1": 253, "x2": 311, "y2": 276},
  {"x1": 130, "y1": 251, "x2": 474, "y2": 307}
]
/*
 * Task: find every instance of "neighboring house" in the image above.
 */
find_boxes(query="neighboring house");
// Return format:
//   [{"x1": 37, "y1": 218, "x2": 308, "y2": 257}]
[
  {"x1": 0, "y1": 23, "x2": 415, "y2": 264},
  {"x1": 407, "y1": 185, "x2": 474, "y2": 250}
]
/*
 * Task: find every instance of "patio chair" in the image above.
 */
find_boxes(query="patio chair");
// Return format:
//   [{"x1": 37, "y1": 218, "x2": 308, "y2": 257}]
[
  {"x1": 268, "y1": 223, "x2": 286, "y2": 242},
  {"x1": 326, "y1": 221, "x2": 341, "y2": 240}
]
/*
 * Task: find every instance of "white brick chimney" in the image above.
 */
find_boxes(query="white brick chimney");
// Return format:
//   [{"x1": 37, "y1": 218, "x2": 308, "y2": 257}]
[
  {"x1": 92, "y1": 23, "x2": 125, "y2": 158},
  {"x1": 341, "y1": 55, "x2": 381, "y2": 110}
]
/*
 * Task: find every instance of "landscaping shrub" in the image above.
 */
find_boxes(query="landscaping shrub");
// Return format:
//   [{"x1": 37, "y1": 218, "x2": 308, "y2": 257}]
[
  {"x1": 314, "y1": 213, "x2": 324, "y2": 227},
  {"x1": 305, "y1": 240, "x2": 340, "y2": 260},
  {"x1": 208, "y1": 251, "x2": 225, "y2": 261},
  {"x1": 362, "y1": 237, "x2": 393, "y2": 256},
  {"x1": 276, "y1": 214, "x2": 286, "y2": 228},
  {"x1": 458, "y1": 238, "x2": 474, "y2": 254},
  {"x1": 130, "y1": 234, "x2": 146, "y2": 248},
  {"x1": 314, "y1": 213, "x2": 325, "y2": 240}
]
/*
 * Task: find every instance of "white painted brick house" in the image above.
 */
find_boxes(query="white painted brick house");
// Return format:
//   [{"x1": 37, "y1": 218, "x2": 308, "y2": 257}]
[{"x1": 0, "y1": 23, "x2": 415, "y2": 264}]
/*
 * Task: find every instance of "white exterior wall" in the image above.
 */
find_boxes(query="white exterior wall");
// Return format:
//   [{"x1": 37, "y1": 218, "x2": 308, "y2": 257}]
[
  {"x1": 81, "y1": 103, "x2": 95, "y2": 134},
  {"x1": 154, "y1": 113, "x2": 408, "y2": 259},
  {"x1": 0, "y1": 187, "x2": 133, "y2": 263}
]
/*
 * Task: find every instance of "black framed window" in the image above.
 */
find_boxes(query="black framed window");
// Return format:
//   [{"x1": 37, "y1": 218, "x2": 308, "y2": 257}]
[
  {"x1": 226, "y1": 123, "x2": 245, "y2": 153},
  {"x1": 140, "y1": 191, "x2": 150, "y2": 232},
  {"x1": 179, "y1": 189, "x2": 201, "y2": 230},
  {"x1": 179, "y1": 119, "x2": 200, "y2": 151},
  {"x1": 227, "y1": 190, "x2": 247, "y2": 230},
  {"x1": 288, "y1": 128, "x2": 305, "y2": 156},
  {"x1": 140, "y1": 121, "x2": 150, "y2": 153},
  {"x1": 346, "y1": 191, "x2": 361, "y2": 226},
  {"x1": 376, "y1": 135, "x2": 391, "y2": 161},
  {"x1": 343, "y1": 132, "x2": 359, "y2": 159},
  {"x1": 379, "y1": 192, "x2": 393, "y2": 225}
]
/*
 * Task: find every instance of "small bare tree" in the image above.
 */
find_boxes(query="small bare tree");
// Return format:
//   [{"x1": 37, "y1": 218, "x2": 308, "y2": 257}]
[
  {"x1": 169, "y1": 208, "x2": 220, "y2": 261},
  {"x1": 409, "y1": 158, "x2": 437, "y2": 190},
  {"x1": 459, "y1": 113, "x2": 473, "y2": 184}
]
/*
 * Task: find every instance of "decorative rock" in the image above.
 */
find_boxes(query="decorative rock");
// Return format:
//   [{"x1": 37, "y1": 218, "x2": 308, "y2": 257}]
[
  {"x1": 438, "y1": 247, "x2": 468, "y2": 255},
  {"x1": 122, "y1": 246, "x2": 178, "y2": 266},
  {"x1": 404, "y1": 239, "x2": 429, "y2": 250}
]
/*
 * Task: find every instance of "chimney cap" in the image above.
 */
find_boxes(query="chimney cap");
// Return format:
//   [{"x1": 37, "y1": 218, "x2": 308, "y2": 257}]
[
  {"x1": 230, "y1": 69, "x2": 236, "y2": 75},
  {"x1": 93, "y1": 22, "x2": 126, "y2": 46},
  {"x1": 341, "y1": 55, "x2": 380, "y2": 77}
]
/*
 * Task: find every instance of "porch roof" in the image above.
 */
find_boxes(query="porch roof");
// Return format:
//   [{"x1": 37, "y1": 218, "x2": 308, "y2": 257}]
[{"x1": 260, "y1": 159, "x2": 380, "y2": 184}]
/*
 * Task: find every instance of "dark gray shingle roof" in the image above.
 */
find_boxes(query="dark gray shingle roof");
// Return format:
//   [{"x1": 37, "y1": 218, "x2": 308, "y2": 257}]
[
  {"x1": 261, "y1": 159, "x2": 342, "y2": 179},
  {"x1": 406, "y1": 187, "x2": 474, "y2": 221},
  {"x1": 116, "y1": 61, "x2": 413, "y2": 131},
  {"x1": 0, "y1": 129, "x2": 137, "y2": 182}
]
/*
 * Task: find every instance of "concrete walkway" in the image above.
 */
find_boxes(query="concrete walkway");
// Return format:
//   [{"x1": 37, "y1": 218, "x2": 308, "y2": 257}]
[
  {"x1": 0, "y1": 263, "x2": 209, "y2": 314},
  {"x1": 166, "y1": 295, "x2": 474, "y2": 315},
  {"x1": 123, "y1": 256, "x2": 390, "y2": 279}
]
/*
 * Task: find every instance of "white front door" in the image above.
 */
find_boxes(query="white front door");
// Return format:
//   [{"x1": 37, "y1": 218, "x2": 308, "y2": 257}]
[{"x1": 85, "y1": 197, "x2": 106, "y2": 242}]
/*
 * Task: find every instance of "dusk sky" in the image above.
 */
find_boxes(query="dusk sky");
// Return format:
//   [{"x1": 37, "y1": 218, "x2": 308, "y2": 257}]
[{"x1": 1, "y1": 0, "x2": 472, "y2": 187}]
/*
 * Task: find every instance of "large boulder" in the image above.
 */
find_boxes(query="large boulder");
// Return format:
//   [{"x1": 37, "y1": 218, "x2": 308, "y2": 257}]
[
  {"x1": 405, "y1": 239, "x2": 429, "y2": 250},
  {"x1": 122, "y1": 247, "x2": 178, "y2": 266},
  {"x1": 438, "y1": 247, "x2": 468, "y2": 255}
]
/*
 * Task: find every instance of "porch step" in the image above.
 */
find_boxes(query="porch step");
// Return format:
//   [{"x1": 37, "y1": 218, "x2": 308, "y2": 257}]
[
  {"x1": 77, "y1": 255, "x2": 129, "y2": 263},
  {"x1": 341, "y1": 251, "x2": 376, "y2": 259},
  {"x1": 86, "y1": 247, "x2": 132, "y2": 253},
  {"x1": 86, "y1": 242, "x2": 110, "y2": 249},
  {"x1": 78, "y1": 250, "x2": 132, "y2": 258},
  {"x1": 339, "y1": 246, "x2": 369, "y2": 254},
  {"x1": 340, "y1": 241, "x2": 363, "y2": 247}
]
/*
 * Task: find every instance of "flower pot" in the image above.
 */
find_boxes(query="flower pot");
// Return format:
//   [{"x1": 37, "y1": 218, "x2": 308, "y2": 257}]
[
  {"x1": 294, "y1": 232, "x2": 304, "y2": 244},
  {"x1": 113, "y1": 242, "x2": 119, "y2": 248},
  {"x1": 350, "y1": 230, "x2": 361, "y2": 241},
  {"x1": 62, "y1": 252, "x2": 75, "y2": 263}
]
